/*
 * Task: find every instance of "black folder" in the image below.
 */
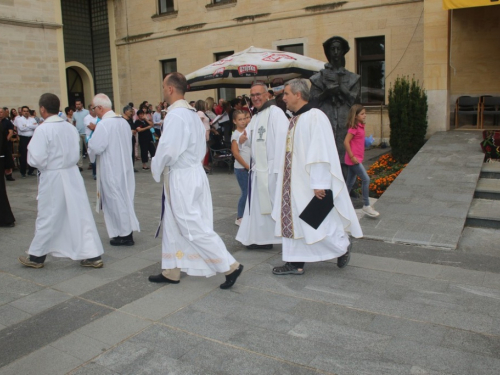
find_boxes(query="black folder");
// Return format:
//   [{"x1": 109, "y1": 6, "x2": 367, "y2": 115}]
[{"x1": 299, "y1": 189, "x2": 334, "y2": 230}]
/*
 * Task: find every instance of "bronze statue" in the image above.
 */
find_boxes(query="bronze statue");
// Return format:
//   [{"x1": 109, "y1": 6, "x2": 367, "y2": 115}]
[{"x1": 310, "y1": 36, "x2": 360, "y2": 176}]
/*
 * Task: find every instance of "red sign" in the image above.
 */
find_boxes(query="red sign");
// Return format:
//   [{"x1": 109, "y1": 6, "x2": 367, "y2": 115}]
[
  {"x1": 262, "y1": 53, "x2": 296, "y2": 62},
  {"x1": 213, "y1": 67, "x2": 225, "y2": 77},
  {"x1": 238, "y1": 64, "x2": 258, "y2": 76}
]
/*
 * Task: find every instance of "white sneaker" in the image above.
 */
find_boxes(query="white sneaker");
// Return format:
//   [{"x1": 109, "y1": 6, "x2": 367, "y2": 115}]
[
  {"x1": 362, "y1": 205, "x2": 380, "y2": 218},
  {"x1": 235, "y1": 218, "x2": 242, "y2": 226}
]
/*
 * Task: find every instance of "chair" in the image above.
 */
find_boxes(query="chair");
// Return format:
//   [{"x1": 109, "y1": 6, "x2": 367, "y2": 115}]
[
  {"x1": 480, "y1": 96, "x2": 500, "y2": 128},
  {"x1": 455, "y1": 96, "x2": 480, "y2": 128},
  {"x1": 209, "y1": 145, "x2": 233, "y2": 174}
]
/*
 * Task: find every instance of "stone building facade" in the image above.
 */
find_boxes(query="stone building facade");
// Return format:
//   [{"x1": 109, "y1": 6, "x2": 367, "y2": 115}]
[{"x1": 0, "y1": 0, "x2": 498, "y2": 143}]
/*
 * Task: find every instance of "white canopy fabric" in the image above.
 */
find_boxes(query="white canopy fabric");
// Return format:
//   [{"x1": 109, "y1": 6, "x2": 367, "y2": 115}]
[
  {"x1": 443, "y1": 0, "x2": 500, "y2": 10},
  {"x1": 186, "y1": 46, "x2": 326, "y2": 91}
]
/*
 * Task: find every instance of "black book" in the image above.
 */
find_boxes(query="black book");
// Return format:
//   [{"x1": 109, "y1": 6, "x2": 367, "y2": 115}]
[{"x1": 299, "y1": 189, "x2": 334, "y2": 230}]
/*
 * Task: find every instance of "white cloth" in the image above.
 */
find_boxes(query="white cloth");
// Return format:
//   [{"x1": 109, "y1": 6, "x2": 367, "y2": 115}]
[
  {"x1": 88, "y1": 111, "x2": 140, "y2": 238},
  {"x1": 84, "y1": 114, "x2": 97, "y2": 140},
  {"x1": 26, "y1": 115, "x2": 103, "y2": 259},
  {"x1": 231, "y1": 129, "x2": 251, "y2": 169},
  {"x1": 272, "y1": 109, "x2": 362, "y2": 262},
  {"x1": 14, "y1": 116, "x2": 37, "y2": 137},
  {"x1": 151, "y1": 99, "x2": 236, "y2": 277},
  {"x1": 236, "y1": 105, "x2": 289, "y2": 245}
]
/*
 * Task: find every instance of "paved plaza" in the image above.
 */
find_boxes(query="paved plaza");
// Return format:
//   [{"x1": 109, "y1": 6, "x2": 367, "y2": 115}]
[{"x1": 1, "y1": 144, "x2": 500, "y2": 374}]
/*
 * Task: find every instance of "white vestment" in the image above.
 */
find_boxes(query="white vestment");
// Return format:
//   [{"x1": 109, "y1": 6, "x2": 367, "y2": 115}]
[
  {"x1": 272, "y1": 108, "x2": 363, "y2": 262},
  {"x1": 151, "y1": 100, "x2": 236, "y2": 277},
  {"x1": 88, "y1": 111, "x2": 140, "y2": 238},
  {"x1": 27, "y1": 115, "x2": 104, "y2": 259},
  {"x1": 236, "y1": 105, "x2": 289, "y2": 245}
]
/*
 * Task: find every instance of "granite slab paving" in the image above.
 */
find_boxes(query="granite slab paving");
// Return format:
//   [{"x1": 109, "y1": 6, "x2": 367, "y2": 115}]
[
  {"x1": 360, "y1": 131, "x2": 484, "y2": 249},
  {"x1": 1, "y1": 153, "x2": 500, "y2": 374}
]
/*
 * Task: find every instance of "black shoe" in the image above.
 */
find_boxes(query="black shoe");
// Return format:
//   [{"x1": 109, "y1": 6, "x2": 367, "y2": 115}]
[
  {"x1": 337, "y1": 239, "x2": 352, "y2": 269},
  {"x1": 110, "y1": 236, "x2": 135, "y2": 246},
  {"x1": 220, "y1": 264, "x2": 244, "y2": 289},
  {"x1": 134, "y1": 169, "x2": 138, "y2": 173},
  {"x1": 246, "y1": 244, "x2": 273, "y2": 250},
  {"x1": 78, "y1": 167, "x2": 83, "y2": 172},
  {"x1": 0, "y1": 222, "x2": 15, "y2": 227},
  {"x1": 21, "y1": 174, "x2": 26, "y2": 178},
  {"x1": 148, "y1": 273, "x2": 180, "y2": 284},
  {"x1": 5, "y1": 174, "x2": 15, "y2": 181}
]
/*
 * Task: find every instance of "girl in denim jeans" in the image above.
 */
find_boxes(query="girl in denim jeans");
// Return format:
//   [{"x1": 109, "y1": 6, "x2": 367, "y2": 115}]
[
  {"x1": 344, "y1": 104, "x2": 380, "y2": 218},
  {"x1": 231, "y1": 110, "x2": 251, "y2": 226}
]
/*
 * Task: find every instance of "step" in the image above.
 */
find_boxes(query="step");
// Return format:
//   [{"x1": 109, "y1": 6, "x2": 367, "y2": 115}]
[
  {"x1": 474, "y1": 178, "x2": 500, "y2": 200},
  {"x1": 466, "y1": 198, "x2": 500, "y2": 229},
  {"x1": 480, "y1": 162, "x2": 500, "y2": 179}
]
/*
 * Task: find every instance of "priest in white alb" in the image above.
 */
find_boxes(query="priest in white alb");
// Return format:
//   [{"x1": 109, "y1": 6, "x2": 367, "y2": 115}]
[
  {"x1": 271, "y1": 79, "x2": 363, "y2": 275},
  {"x1": 18, "y1": 93, "x2": 104, "y2": 269},
  {"x1": 148, "y1": 72, "x2": 243, "y2": 289},
  {"x1": 235, "y1": 82, "x2": 289, "y2": 250},
  {"x1": 88, "y1": 93, "x2": 140, "y2": 246}
]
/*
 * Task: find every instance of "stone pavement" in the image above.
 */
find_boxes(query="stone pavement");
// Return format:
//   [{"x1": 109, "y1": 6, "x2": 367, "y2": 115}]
[
  {"x1": 1, "y1": 156, "x2": 500, "y2": 375},
  {"x1": 360, "y1": 131, "x2": 484, "y2": 249}
]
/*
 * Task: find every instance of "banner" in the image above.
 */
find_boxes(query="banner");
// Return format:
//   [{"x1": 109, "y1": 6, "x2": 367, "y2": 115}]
[{"x1": 443, "y1": 0, "x2": 500, "y2": 10}]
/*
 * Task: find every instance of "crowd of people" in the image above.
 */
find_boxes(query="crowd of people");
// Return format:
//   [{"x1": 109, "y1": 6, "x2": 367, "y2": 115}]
[{"x1": 0, "y1": 36, "x2": 377, "y2": 285}]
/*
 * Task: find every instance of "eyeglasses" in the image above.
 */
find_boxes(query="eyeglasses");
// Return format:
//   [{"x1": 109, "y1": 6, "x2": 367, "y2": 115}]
[
  {"x1": 250, "y1": 93, "x2": 265, "y2": 98},
  {"x1": 91, "y1": 105, "x2": 100, "y2": 111}
]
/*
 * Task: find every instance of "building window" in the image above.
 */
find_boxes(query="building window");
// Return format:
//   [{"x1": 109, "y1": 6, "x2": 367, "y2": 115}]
[
  {"x1": 159, "y1": 0, "x2": 174, "y2": 14},
  {"x1": 356, "y1": 36, "x2": 385, "y2": 104},
  {"x1": 215, "y1": 51, "x2": 235, "y2": 101},
  {"x1": 277, "y1": 44, "x2": 304, "y2": 55},
  {"x1": 161, "y1": 59, "x2": 177, "y2": 79}
]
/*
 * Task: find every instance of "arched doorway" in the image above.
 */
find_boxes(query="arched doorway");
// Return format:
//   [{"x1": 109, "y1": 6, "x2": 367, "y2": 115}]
[
  {"x1": 65, "y1": 62, "x2": 95, "y2": 109},
  {"x1": 66, "y1": 67, "x2": 84, "y2": 106}
]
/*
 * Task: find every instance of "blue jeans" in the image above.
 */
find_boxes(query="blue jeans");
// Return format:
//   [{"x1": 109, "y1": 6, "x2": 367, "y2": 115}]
[
  {"x1": 234, "y1": 168, "x2": 249, "y2": 218},
  {"x1": 346, "y1": 163, "x2": 370, "y2": 206}
]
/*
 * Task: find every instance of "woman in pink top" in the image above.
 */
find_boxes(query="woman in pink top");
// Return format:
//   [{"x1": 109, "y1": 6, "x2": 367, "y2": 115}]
[{"x1": 344, "y1": 105, "x2": 380, "y2": 218}]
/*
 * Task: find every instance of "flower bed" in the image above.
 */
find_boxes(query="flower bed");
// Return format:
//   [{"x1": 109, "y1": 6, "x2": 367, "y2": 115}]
[{"x1": 354, "y1": 153, "x2": 407, "y2": 198}]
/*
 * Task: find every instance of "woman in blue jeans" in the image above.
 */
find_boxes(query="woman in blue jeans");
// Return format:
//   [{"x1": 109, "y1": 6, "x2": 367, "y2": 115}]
[{"x1": 231, "y1": 110, "x2": 251, "y2": 226}]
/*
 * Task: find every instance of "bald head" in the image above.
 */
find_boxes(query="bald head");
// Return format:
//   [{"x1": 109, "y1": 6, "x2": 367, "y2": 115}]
[{"x1": 163, "y1": 72, "x2": 187, "y2": 105}]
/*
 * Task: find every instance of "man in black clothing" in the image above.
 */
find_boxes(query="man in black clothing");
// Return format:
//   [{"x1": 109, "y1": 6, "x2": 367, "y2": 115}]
[
  {"x1": 0, "y1": 108, "x2": 15, "y2": 181},
  {"x1": 0, "y1": 109, "x2": 15, "y2": 227},
  {"x1": 134, "y1": 109, "x2": 156, "y2": 170},
  {"x1": 122, "y1": 105, "x2": 138, "y2": 173}
]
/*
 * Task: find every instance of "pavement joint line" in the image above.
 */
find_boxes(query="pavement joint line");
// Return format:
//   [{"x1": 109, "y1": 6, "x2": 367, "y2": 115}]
[
  {"x1": 240, "y1": 284, "x2": 500, "y2": 339},
  {"x1": 153, "y1": 321, "x2": 337, "y2": 375}
]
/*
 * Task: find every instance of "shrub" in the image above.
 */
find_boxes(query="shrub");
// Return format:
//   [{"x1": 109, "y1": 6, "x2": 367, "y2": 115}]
[{"x1": 388, "y1": 76, "x2": 428, "y2": 164}]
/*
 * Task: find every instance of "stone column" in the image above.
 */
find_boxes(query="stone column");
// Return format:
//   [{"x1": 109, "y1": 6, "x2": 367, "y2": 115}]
[{"x1": 423, "y1": 0, "x2": 450, "y2": 133}]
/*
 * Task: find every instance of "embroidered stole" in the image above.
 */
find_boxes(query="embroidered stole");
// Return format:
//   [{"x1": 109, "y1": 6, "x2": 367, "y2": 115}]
[
  {"x1": 281, "y1": 115, "x2": 300, "y2": 238},
  {"x1": 254, "y1": 107, "x2": 272, "y2": 215}
]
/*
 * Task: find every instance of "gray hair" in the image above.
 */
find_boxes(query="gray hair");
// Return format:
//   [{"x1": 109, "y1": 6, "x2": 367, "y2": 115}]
[
  {"x1": 250, "y1": 82, "x2": 268, "y2": 92},
  {"x1": 123, "y1": 105, "x2": 133, "y2": 113},
  {"x1": 93, "y1": 93, "x2": 112, "y2": 109},
  {"x1": 284, "y1": 79, "x2": 310, "y2": 102}
]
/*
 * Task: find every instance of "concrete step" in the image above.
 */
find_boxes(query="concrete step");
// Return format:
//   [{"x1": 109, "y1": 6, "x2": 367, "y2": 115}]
[
  {"x1": 466, "y1": 198, "x2": 500, "y2": 229},
  {"x1": 480, "y1": 162, "x2": 500, "y2": 179},
  {"x1": 474, "y1": 178, "x2": 500, "y2": 200}
]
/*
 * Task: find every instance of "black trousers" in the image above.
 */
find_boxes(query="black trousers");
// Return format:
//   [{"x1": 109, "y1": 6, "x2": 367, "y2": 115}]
[
  {"x1": 0, "y1": 159, "x2": 15, "y2": 225},
  {"x1": 139, "y1": 139, "x2": 156, "y2": 163},
  {"x1": 132, "y1": 137, "x2": 136, "y2": 164},
  {"x1": 19, "y1": 136, "x2": 35, "y2": 175}
]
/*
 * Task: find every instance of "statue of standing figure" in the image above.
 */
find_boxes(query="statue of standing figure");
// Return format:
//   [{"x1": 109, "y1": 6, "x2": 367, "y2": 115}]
[{"x1": 310, "y1": 36, "x2": 361, "y2": 178}]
